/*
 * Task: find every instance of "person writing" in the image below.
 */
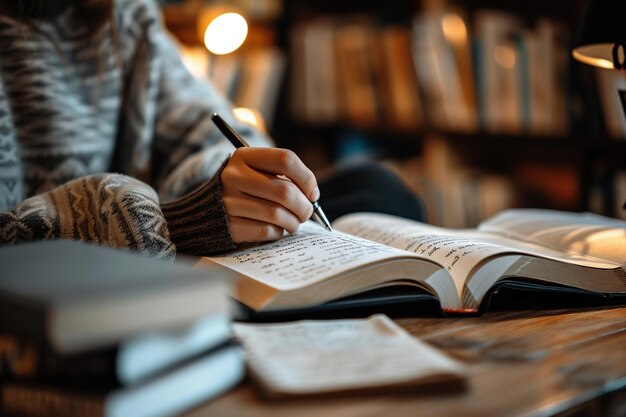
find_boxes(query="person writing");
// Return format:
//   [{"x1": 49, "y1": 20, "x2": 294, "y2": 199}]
[
  {"x1": 0, "y1": 0, "x2": 425, "y2": 260},
  {"x1": 0, "y1": 0, "x2": 325, "y2": 259}
]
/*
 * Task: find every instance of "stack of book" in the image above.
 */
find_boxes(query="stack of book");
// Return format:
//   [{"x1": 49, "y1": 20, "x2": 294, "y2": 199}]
[{"x1": 0, "y1": 240, "x2": 242, "y2": 417}]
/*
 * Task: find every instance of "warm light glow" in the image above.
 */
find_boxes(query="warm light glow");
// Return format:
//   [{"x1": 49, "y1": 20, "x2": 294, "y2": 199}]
[
  {"x1": 572, "y1": 44, "x2": 618, "y2": 69},
  {"x1": 495, "y1": 45, "x2": 516, "y2": 69},
  {"x1": 179, "y1": 45, "x2": 210, "y2": 81},
  {"x1": 441, "y1": 13, "x2": 467, "y2": 45},
  {"x1": 567, "y1": 229, "x2": 626, "y2": 266},
  {"x1": 204, "y1": 13, "x2": 248, "y2": 55},
  {"x1": 233, "y1": 107, "x2": 266, "y2": 131}
]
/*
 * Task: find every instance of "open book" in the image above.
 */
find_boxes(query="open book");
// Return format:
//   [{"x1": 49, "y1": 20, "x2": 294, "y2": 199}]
[{"x1": 199, "y1": 209, "x2": 626, "y2": 315}]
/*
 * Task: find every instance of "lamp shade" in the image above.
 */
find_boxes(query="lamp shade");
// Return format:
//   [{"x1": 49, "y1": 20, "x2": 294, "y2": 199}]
[{"x1": 572, "y1": 0, "x2": 626, "y2": 69}]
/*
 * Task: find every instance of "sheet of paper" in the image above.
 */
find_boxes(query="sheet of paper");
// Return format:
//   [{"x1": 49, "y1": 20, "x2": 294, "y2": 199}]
[
  {"x1": 206, "y1": 222, "x2": 408, "y2": 291},
  {"x1": 233, "y1": 315, "x2": 465, "y2": 395}
]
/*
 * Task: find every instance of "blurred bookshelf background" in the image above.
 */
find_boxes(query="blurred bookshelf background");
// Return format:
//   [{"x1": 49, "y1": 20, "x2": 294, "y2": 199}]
[{"x1": 159, "y1": 0, "x2": 626, "y2": 228}]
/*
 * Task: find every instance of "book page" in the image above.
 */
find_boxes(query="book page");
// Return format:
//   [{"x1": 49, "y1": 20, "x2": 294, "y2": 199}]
[
  {"x1": 478, "y1": 209, "x2": 626, "y2": 267},
  {"x1": 206, "y1": 222, "x2": 410, "y2": 291},
  {"x1": 332, "y1": 213, "x2": 619, "y2": 299},
  {"x1": 233, "y1": 315, "x2": 465, "y2": 396},
  {"x1": 333, "y1": 213, "x2": 519, "y2": 297}
]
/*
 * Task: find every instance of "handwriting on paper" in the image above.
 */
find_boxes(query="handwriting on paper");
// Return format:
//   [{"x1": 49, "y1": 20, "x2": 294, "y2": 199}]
[
  {"x1": 334, "y1": 215, "x2": 502, "y2": 279},
  {"x1": 208, "y1": 223, "x2": 407, "y2": 290}
]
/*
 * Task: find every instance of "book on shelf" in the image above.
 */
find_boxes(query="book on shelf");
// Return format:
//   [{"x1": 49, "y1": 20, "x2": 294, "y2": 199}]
[
  {"x1": 0, "y1": 342, "x2": 245, "y2": 417},
  {"x1": 474, "y1": 10, "x2": 522, "y2": 134},
  {"x1": 517, "y1": 27, "x2": 548, "y2": 135},
  {"x1": 377, "y1": 25, "x2": 423, "y2": 130},
  {"x1": 0, "y1": 240, "x2": 233, "y2": 355},
  {"x1": 411, "y1": 13, "x2": 451, "y2": 132},
  {"x1": 536, "y1": 18, "x2": 569, "y2": 136},
  {"x1": 288, "y1": 18, "x2": 310, "y2": 123},
  {"x1": 198, "y1": 209, "x2": 626, "y2": 317},
  {"x1": 334, "y1": 18, "x2": 380, "y2": 128},
  {"x1": 411, "y1": 10, "x2": 477, "y2": 133},
  {"x1": 289, "y1": 17, "x2": 340, "y2": 125},
  {"x1": 234, "y1": 48, "x2": 286, "y2": 128},
  {"x1": 233, "y1": 315, "x2": 466, "y2": 398}
]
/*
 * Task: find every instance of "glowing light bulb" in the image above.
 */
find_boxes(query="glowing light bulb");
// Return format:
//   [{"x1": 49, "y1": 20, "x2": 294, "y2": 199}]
[
  {"x1": 441, "y1": 13, "x2": 467, "y2": 46},
  {"x1": 204, "y1": 12, "x2": 248, "y2": 55}
]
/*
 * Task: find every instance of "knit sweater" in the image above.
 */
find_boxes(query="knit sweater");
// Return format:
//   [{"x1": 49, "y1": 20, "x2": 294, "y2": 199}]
[{"x1": 0, "y1": 0, "x2": 271, "y2": 259}]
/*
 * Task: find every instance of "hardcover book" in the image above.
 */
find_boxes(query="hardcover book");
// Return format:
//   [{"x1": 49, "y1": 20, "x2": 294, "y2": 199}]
[
  {"x1": 0, "y1": 240, "x2": 232, "y2": 354},
  {"x1": 1, "y1": 343, "x2": 244, "y2": 417}
]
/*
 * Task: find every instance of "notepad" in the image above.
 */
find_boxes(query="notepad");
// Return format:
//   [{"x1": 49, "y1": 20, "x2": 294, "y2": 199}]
[{"x1": 233, "y1": 315, "x2": 467, "y2": 397}]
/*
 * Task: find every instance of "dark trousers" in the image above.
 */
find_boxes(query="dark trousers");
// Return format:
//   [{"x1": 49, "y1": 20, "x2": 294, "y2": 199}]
[{"x1": 318, "y1": 161, "x2": 426, "y2": 223}]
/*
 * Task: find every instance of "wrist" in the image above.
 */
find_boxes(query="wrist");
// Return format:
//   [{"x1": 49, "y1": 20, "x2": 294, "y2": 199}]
[{"x1": 161, "y1": 165, "x2": 236, "y2": 256}]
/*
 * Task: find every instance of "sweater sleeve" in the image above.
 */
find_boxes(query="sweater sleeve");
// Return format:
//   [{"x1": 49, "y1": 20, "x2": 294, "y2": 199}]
[
  {"x1": 142, "y1": 0, "x2": 273, "y2": 202},
  {"x1": 0, "y1": 174, "x2": 176, "y2": 260},
  {"x1": 122, "y1": 0, "x2": 275, "y2": 256},
  {"x1": 160, "y1": 160, "x2": 236, "y2": 256}
]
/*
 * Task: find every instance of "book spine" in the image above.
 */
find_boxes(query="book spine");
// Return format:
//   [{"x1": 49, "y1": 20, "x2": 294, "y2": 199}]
[
  {"x1": 0, "y1": 336, "x2": 120, "y2": 387},
  {"x1": 1, "y1": 384, "x2": 104, "y2": 417},
  {"x1": 0, "y1": 297, "x2": 47, "y2": 344}
]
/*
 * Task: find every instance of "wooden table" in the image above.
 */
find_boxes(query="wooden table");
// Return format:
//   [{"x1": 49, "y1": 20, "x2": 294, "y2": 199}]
[{"x1": 185, "y1": 307, "x2": 626, "y2": 417}]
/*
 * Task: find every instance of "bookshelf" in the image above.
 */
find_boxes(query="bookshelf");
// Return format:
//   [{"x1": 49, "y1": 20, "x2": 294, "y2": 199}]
[
  {"x1": 267, "y1": 0, "x2": 626, "y2": 226},
  {"x1": 161, "y1": 0, "x2": 626, "y2": 226}
]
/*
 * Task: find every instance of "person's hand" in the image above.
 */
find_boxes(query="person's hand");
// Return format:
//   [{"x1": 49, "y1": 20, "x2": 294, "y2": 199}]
[{"x1": 221, "y1": 147, "x2": 320, "y2": 243}]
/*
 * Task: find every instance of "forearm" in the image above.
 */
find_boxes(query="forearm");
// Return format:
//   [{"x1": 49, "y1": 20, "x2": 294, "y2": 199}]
[{"x1": 0, "y1": 174, "x2": 176, "y2": 260}]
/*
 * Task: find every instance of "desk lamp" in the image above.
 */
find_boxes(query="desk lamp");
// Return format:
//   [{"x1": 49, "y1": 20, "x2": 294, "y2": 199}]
[
  {"x1": 572, "y1": 0, "x2": 626, "y2": 209},
  {"x1": 572, "y1": 0, "x2": 626, "y2": 118},
  {"x1": 572, "y1": 0, "x2": 625, "y2": 70}
]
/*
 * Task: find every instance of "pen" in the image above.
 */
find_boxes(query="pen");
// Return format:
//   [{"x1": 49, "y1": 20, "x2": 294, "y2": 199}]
[{"x1": 211, "y1": 112, "x2": 333, "y2": 232}]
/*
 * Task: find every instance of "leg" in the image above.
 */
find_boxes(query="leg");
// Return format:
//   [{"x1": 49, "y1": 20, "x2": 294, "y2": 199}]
[{"x1": 317, "y1": 160, "x2": 426, "y2": 222}]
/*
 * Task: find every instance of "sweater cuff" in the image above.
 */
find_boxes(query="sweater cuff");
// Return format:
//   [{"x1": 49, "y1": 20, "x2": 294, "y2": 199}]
[{"x1": 161, "y1": 164, "x2": 236, "y2": 256}]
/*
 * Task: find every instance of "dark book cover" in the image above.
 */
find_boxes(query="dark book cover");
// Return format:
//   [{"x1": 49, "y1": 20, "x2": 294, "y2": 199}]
[{"x1": 0, "y1": 240, "x2": 231, "y2": 355}]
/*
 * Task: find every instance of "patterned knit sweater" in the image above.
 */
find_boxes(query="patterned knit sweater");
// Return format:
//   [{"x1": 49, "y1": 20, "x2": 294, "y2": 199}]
[{"x1": 0, "y1": 0, "x2": 270, "y2": 259}]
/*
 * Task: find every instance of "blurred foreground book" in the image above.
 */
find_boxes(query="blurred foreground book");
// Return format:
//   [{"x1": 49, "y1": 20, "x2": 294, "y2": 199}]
[
  {"x1": 1, "y1": 342, "x2": 243, "y2": 417},
  {"x1": 0, "y1": 240, "x2": 242, "y2": 417}
]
